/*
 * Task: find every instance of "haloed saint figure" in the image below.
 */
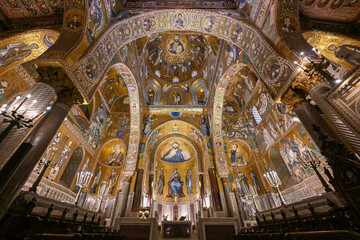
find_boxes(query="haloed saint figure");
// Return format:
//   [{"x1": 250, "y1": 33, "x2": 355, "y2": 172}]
[
  {"x1": 168, "y1": 34, "x2": 185, "y2": 55},
  {"x1": 161, "y1": 141, "x2": 191, "y2": 163},
  {"x1": 168, "y1": 168, "x2": 185, "y2": 197}
]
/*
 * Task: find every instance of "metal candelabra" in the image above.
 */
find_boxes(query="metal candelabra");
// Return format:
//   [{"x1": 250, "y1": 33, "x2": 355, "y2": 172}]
[
  {"x1": 29, "y1": 158, "x2": 56, "y2": 193},
  {"x1": 74, "y1": 170, "x2": 93, "y2": 205},
  {"x1": 297, "y1": 150, "x2": 332, "y2": 193},
  {"x1": 263, "y1": 169, "x2": 286, "y2": 205},
  {"x1": 0, "y1": 94, "x2": 49, "y2": 145},
  {"x1": 293, "y1": 49, "x2": 340, "y2": 85}
]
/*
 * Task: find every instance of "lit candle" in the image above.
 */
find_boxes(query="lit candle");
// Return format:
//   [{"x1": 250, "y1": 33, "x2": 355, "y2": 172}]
[
  {"x1": 7, "y1": 95, "x2": 21, "y2": 112},
  {"x1": 21, "y1": 99, "x2": 37, "y2": 116},
  {"x1": 14, "y1": 94, "x2": 31, "y2": 112},
  {"x1": 1, "y1": 104, "x2": 7, "y2": 112},
  {"x1": 31, "y1": 110, "x2": 46, "y2": 121}
]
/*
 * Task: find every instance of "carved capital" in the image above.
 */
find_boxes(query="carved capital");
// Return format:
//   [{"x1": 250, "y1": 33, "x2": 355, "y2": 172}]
[
  {"x1": 125, "y1": 176, "x2": 133, "y2": 182},
  {"x1": 291, "y1": 70, "x2": 325, "y2": 93},
  {"x1": 280, "y1": 88, "x2": 308, "y2": 111},
  {"x1": 36, "y1": 66, "x2": 83, "y2": 108},
  {"x1": 220, "y1": 177, "x2": 229, "y2": 184}
]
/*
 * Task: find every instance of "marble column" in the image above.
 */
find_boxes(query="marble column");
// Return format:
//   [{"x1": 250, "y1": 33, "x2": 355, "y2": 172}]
[
  {"x1": 148, "y1": 174, "x2": 153, "y2": 207},
  {"x1": 110, "y1": 190, "x2": 121, "y2": 226},
  {"x1": 199, "y1": 174, "x2": 205, "y2": 207},
  {"x1": 0, "y1": 66, "x2": 82, "y2": 220},
  {"x1": 119, "y1": 176, "x2": 132, "y2": 217},
  {"x1": 221, "y1": 177, "x2": 234, "y2": 217},
  {"x1": 281, "y1": 88, "x2": 337, "y2": 151},
  {"x1": 0, "y1": 102, "x2": 69, "y2": 219},
  {"x1": 208, "y1": 168, "x2": 222, "y2": 211},
  {"x1": 286, "y1": 71, "x2": 356, "y2": 153},
  {"x1": 309, "y1": 83, "x2": 360, "y2": 155},
  {"x1": 132, "y1": 169, "x2": 144, "y2": 212}
]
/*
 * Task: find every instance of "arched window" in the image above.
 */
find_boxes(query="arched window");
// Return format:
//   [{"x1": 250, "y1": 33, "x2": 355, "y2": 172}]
[{"x1": 251, "y1": 106, "x2": 262, "y2": 124}]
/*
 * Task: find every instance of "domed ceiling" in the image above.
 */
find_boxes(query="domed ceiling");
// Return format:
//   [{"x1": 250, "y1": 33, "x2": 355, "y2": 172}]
[{"x1": 146, "y1": 33, "x2": 207, "y2": 83}]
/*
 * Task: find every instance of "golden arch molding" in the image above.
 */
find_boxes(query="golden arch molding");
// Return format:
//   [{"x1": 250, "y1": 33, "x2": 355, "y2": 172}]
[{"x1": 69, "y1": 9, "x2": 296, "y2": 101}]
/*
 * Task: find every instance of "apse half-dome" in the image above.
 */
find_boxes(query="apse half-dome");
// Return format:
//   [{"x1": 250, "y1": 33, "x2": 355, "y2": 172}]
[{"x1": 146, "y1": 33, "x2": 207, "y2": 83}]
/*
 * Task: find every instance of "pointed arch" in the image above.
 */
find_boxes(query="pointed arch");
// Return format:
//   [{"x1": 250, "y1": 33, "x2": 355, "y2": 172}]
[
  {"x1": 212, "y1": 63, "x2": 248, "y2": 176},
  {"x1": 108, "y1": 63, "x2": 141, "y2": 175},
  {"x1": 145, "y1": 79, "x2": 161, "y2": 105},
  {"x1": 190, "y1": 79, "x2": 208, "y2": 105},
  {"x1": 69, "y1": 9, "x2": 295, "y2": 101}
]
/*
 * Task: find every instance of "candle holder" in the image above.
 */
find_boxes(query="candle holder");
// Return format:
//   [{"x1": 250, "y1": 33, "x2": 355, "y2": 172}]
[
  {"x1": 0, "y1": 94, "x2": 48, "y2": 145},
  {"x1": 29, "y1": 158, "x2": 56, "y2": 193},
  {"x1": 297, "y1": 151, "x2": 332, "y2": 193},
  {"x1": 74, "y1": 170, "x2": 93, "y2": 205},
  {"x1": 263, "y1": 169, "x2": 286, "y2": 205},
  {"x1": 139, "y1": 208, "x2": 150, "y2": 220}
]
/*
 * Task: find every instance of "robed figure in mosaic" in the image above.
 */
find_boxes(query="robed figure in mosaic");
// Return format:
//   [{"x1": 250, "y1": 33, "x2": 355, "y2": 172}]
[
  {"x1": 157, "y1": 166, "x2": 165, "y2": 195},
  {"x1": 34, "y1": 131, "x2": 62, "y2": 173},
  {"x1": 185, "y1": 167, "x2": 192, "y2": 195},
  {"x1": 90, "y1": 166, "x2": 102, "y2": 194},
  {"x1": 104, "y1": 144, "x2": 124, "y2": 166},
  {"x1": 162, "y1": 141, "x2": 190, "y2": 163},
  {"x1": 168, "y1": 168, "x2": 185, "y2": 197},
  {"x1": 48, "y1": 141, "x2": 72, "y2": 181}
]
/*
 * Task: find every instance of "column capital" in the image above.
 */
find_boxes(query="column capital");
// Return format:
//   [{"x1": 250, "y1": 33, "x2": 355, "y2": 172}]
[
  {"x1": 36, "y1": 65, "x2": 83, "y2": 108},
  {"x1": 291, "y1": 70, "x2": 325, "y2": 94},
  {"x1": 220, "y1": 177, "x2": 229, "y2": 184},
  {"x1": 280, "y1": 88, "x2": 308, "y2": 111}
]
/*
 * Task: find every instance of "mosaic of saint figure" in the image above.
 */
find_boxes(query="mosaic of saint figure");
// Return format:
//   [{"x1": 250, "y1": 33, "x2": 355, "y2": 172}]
[
  {"x1": 0, "y1": 42, "x2": 38, "y2": 67},
  {"x1": 88, "y1": 103, "x2": 107, "y2": 148},
  {"x1": 174, "y1": 14, "x2": 184, "y2": 29},
  {"x1": 185, "y1": 167, "x2": 192, "y2": 195},
  {"x1": 157, "y1": 166, "x2": 165, "y2": 195},
  {"x1": 173, "y1": 91, "x2": 181, "y2": 105},
  {"x1": 250, "y1": 169, "x2": 261, "y2": 194},
  {"x1": 105, "y1": 169, "x2": 117, "y2": 195},
  {"x1": 168, "y1": 35, "x2": 185, "y2": 54},
  {"x1": 200, "y1": 114, "x2": 210, "y2": 137},
  {"x1": 66, "y1": 14, "x2": 82, "y2": 29},
  {"x1": 161, "y1": 141, "x2": 190, "y2": 163},
  {"x1": 237, "y1": 171, "x2": 251, "y2": 196},
  {"x1": 48, "y1": 141, "x2": 72, "y2": 181},
  {"x1": 34, "y1": 131, "x2": 62, "y2": 173},
  {"x1": 229, "y1": 144, "x2": 247, "y2": 167},
  {"x1": 168, "y1": 168, "x2": 185, "y2": 197},
  {"x1": 0, "y1": 80, "x2": 9, "y2": 103},
  {"x1": 142, "y1": 114, "x2": 156, "y2": 137},
  {"x1": 104, "y1": 144, "x2": 124, "y2": 166},
  {"x1": 89, "y1": 0, "x2": 103, "y2": 37},
  {"x1": 115, "y1": 116, "x2": 127, "y2": 138},
  {"x1": 90, "y1": 166, "x2": 102, "y2": 194},
  {"x1": 328, "y1": 44, "x2": 360, "y2": 66}
]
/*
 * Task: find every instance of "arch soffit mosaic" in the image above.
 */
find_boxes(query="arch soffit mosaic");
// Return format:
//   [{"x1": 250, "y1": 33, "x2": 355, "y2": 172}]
[
  {"x1": 103, "y1": 63, "x2": 140, "y2": 175},
  {"x1": 213, "y1": 63, "x2": 249, "y2": 176},
  {"x1": 0, "y1": 29, "x2": 60, "y2": 74},
  {"x1": 68, "y1": 9, "x2": 296, "y2": 102}
]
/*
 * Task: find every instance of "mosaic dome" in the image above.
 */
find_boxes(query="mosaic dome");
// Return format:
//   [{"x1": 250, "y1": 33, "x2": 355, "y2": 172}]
[{"x1": 146, "y1": 33, "x2": 207, "y2": 83}]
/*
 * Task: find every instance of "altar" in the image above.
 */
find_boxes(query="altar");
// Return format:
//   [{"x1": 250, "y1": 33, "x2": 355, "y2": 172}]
[{"x1": 161, "y1": 221, "x2": 192, "y2": 238}]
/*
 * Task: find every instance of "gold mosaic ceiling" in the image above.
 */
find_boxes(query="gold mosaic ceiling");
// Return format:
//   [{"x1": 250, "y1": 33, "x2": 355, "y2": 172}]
[{"x1": 146, "y1": 33, "x2": 207, "y2": 84}]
